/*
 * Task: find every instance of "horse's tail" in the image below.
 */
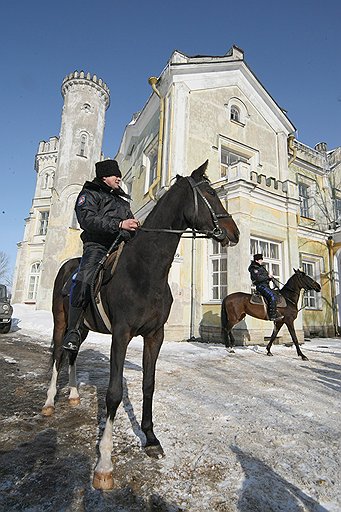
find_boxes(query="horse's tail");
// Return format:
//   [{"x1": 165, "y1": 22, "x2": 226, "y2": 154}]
[{"x1": 221, "y1": 297, "x2": 229, "y2": 345}]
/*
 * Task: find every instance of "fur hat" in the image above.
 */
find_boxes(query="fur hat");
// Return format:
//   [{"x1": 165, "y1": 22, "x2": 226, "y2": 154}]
[
  {"x1": 253, "y1": 253, "x2": 263, "y2": 261},
  {"x1": 95, "y1": 159, "x2": 122, "y2": 178}
]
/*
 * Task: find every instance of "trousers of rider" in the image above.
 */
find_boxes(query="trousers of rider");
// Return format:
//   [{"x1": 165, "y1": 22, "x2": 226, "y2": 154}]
[
  {"x1": 256, "y1": 283, "x2": 277, "y2": 317},
  {"x1": 70, "y1": 242, "x2": 108, "y2": 309}
]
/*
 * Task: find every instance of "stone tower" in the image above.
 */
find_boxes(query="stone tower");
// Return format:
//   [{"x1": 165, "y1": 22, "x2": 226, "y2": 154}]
[{"x1": 36, "y1": 71, "x2": 110, "y2": 309}]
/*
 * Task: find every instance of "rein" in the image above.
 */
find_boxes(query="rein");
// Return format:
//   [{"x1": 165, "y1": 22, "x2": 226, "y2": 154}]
[{"x1": 140, "y1": 177, "x2": 231, "y2": 241}]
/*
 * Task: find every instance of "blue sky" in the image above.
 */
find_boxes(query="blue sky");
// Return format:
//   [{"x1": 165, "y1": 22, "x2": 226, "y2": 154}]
[{"x1": 1, "y1": 0, "x2": 340, "y2": 278}]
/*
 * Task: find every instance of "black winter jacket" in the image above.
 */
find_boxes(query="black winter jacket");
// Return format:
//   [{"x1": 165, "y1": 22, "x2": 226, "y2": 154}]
[
  {"x1": 248, "y1": 261, "x2": 271, "y2": 285},
  {"x1": 75, "y1": 178, "x2": 134, "y2": 248}
]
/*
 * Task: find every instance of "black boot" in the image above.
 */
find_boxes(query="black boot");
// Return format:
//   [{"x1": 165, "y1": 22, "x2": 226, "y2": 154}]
[
  {"x1": 63, "y1": 306, "x2": 84, "y2": 353},
  {"x1": 269, "y1": 310, "x2": 284, "y2": 322}
]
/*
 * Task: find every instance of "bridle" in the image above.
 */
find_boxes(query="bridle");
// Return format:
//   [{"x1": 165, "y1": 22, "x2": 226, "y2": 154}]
[{"x1": 140, "y1": 176, "x2": 232, "y2": 241}]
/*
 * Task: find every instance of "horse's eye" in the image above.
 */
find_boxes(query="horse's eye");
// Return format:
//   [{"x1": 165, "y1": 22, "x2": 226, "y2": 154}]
[{"x1": 207, "y1": 188, "x2": 216, "y2": 196}]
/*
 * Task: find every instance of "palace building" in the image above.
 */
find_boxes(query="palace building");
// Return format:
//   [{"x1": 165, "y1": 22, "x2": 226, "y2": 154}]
[{"x1": 12, "y1": 46, "x2": 341, "y2": 344}]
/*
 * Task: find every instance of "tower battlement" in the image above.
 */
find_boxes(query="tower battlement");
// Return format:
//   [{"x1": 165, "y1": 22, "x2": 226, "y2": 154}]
[{"x1": 61, "y1": 70, "x2": 110, "y2": 109}]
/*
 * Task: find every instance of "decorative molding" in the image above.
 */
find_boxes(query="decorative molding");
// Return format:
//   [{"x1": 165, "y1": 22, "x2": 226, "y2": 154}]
[{"x1": 62, "y1": 71, "x2": 110, "y2": 109}]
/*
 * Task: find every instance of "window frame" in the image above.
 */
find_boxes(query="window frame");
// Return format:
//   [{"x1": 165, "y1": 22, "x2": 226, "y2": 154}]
[
  {"x1": 301, "y1": 258, "x2": 321, "y2": 310},
  {"x1": 37, "y1": 210, "x2": 49, "y2": 236},
  {"x1": 27, "y1": 262, "x2": 41, "y2": 301},
  {"x1": 230, "y1": 105, "x2": 240, "y2": 122},
  {"x1": 220, "y1": 147, "x2": 249, "y2": 178},
  {"x1": 250, "y1": 236, "x2": 282, "y2": 289},
  {"x1": 299, "y1": 182, "x2": 310, "y2": 218},
  {"x1": 144, "y1": 137, "x2": 159, "y2": 193},
  {"x1": 208, "y1": 239, "x2": 228, "y2": 301}
]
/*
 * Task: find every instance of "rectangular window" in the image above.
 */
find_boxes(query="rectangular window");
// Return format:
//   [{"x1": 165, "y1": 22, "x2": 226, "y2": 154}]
[
  {"x1": 335, "y1": 198, "x2": 341, "y2": 220},
  {"x1": 250, "y1": 237, "x2": 281, "y2": 286},
  {"x1": 27, "y1": 263, "x2": 41, "y2": 301},
  {"x1": 28, "y1": 275, "x2": 39, "y2": 300},
  {"x1": 299, "y1": 182, "x2": 310, "y2": 218},
  {"x1": 209, "y1": 240, "x2": 228, "y2": 300},
  {"x1": 302, "y1": 260, "x2": 320, "y2": 309},
  {"x1": 147, "y1": 142, "x2": 158, "y2": 188},
  {"x1": 220, "y1": 148, "x2": 248, "y2": 177},
  {"x1": 38, "y1": 211, "x2": 49, "y2": 236}
]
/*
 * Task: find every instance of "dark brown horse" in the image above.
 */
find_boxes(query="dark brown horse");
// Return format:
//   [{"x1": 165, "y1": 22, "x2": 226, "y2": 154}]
[
  {"x1": 42, "y1": 160, "x2": 239, "y2": 490},
  {"x1": 221, "y1": 269, "x2": 321, "y2": 360}
]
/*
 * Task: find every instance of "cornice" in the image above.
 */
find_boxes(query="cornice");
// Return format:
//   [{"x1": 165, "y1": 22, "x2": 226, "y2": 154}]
[{"x1": 61, "y1": 71, "x2": 110, "y2": 109}]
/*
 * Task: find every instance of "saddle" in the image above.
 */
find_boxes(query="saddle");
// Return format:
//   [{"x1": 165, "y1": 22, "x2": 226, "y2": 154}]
[{"x1": 250, "y1": 291, "x2": 286, "y2": 308}]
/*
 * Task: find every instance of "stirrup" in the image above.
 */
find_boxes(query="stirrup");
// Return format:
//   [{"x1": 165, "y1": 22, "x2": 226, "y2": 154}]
[
  {"x1": 63, "y1": 329, "x2": 81, "y2": 352},
  {"x1": 269, "y1": 313, "x2": 284, "y2": 321}
]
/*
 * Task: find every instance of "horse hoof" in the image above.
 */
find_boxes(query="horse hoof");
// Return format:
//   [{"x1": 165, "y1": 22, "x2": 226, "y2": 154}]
[
  {"x1": 68, "y1": 397, "x2": 81, "y2": 407},
  {"x1": 267, "y1": 352, "x2": 273, "y2": 357},
  {"x1": 93, "y1": 471, "x2": 114, "y2": 490},
  {"x1": 144, "y1": 444, "x2": 165, "y2": 459},
  {"x1": 301, "y1": 355, "x2": 309, "y2": 361},
  {"x1": 41, "y1": 405, "x2": 55, "y2": 417}
]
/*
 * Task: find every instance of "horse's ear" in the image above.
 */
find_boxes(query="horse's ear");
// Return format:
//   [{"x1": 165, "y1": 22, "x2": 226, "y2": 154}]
[
  {"x1": 191, "y1": 160, "x2": 209, "y2": 181},
  {"x1": 293, "y1": 268, "x2": 297, "y2": 273}
]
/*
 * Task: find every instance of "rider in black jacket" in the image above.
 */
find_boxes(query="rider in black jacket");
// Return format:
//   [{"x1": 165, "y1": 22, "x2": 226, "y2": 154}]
[
  {"x1": 248, "y1": 254, "x2": 283, "y2": 321},
  {"x1": 63, "y1": 159, "x2": 140, "y2": 353}
]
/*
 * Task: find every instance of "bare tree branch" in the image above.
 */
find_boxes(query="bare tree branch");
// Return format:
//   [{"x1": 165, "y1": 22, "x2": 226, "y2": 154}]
[{"x1": 0, "y1": 251, "x2": 11, "y2": 286}]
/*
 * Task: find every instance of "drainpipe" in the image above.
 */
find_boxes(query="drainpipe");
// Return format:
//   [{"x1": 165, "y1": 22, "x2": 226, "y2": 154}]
[
  {"x1": 288, "y1": 134, "x2": 297, "y2": 167},
  {"x1": 327, "y1": 236, "x2": 338, "y2": 335},
  {"x1": 189, "y1": 237, "x2": 196, "y2": 340},
  {"x1": 148, "y1": 76, "x2": 165, "y2": 201}
]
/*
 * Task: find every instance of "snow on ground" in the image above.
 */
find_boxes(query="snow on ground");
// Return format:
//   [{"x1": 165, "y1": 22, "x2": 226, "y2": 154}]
[{"x1": 6, "y1": 304, "x2": 341, "y2": 511}]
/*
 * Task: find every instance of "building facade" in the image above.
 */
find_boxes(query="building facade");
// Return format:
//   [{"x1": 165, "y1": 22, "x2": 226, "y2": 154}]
[{"x1": 12, "y1": 47, "x2": 341, "y2": 344}]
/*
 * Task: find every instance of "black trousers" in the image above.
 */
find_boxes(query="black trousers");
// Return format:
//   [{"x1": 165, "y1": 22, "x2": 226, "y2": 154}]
[
  {"x1": 70, "y1": 242, "x2": 108, "y2": 309},
  {"x1": 256, "y1": 283, "x2": 277, "y2": 317}
]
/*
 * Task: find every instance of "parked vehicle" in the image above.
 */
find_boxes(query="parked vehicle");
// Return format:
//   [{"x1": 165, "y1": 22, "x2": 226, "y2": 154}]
[{"x1": 0, "y1": 284, "x2": 13, "y2": 333}]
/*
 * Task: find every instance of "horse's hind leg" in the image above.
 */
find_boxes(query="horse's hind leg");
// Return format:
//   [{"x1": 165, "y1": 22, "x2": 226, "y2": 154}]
[
  {"x1": 141, "y1": 328, "x2": 164, "y2": 458},
  {"x1": 42, "y1": 311, "x2": 66, "y2": 416},
  {"x1": 227, "y1": 330, "x2": 236, "y2": 352},
  {"x1": 266, "y1": 321, "x2": 284, "y2": 356}
]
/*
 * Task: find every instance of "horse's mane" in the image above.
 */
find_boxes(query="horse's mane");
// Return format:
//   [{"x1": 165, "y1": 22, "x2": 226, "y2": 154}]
[
  {"x1": 280, "y1": 273, "x2": 299, "y2": 297},
  {"x1": 133, "y1": 172, "x2": 211, "y2": 233}
]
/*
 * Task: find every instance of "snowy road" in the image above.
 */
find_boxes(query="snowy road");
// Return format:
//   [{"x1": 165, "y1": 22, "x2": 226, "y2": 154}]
[{"x1": 0, "y1": 305, "x2": 340, "y2": 511}]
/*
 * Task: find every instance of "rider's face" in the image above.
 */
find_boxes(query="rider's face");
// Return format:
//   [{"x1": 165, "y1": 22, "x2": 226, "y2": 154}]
[{"x1": 103, "y1": 175, "x2": 121, "y2": 189}]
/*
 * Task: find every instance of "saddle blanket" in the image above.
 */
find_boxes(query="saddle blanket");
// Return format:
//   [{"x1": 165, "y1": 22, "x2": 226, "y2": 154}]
[{"x1": 250, "y1": 292, "x2": 286, "y2": 308}]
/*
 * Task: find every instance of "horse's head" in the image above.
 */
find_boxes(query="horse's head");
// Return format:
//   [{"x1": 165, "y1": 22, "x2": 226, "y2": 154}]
[
  {"x1": 184, "y1": 160, "x2": 240, "y2": 247},
  {"x1": 293, "y1": 268, "x2": 321, "y2": 292}
]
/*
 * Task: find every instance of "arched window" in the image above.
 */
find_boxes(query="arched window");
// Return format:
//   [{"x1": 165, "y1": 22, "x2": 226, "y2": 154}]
[
  {"x1": 48, "y1": 171, "x2": 55, "y2": 189},
  {"x1": 79, "y1": 133, "x2": 88, "y2": 157},
  {"x1": 230, "y1": 105, "x2": 240, "y2": 122},
  {"x1": 28, "y1": 262, "x2": 41, "y2": 301},
  {"x1": 42, "y1": 173, "x2": 49, "y2": 189}
]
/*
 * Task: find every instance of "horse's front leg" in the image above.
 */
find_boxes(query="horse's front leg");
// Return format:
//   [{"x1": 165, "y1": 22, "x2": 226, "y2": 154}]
[
  {"x1": 67, "y1": 327, "x2": 89, "y2": 406},
  {"x1": 266, "y1": 321, "x2": 284, "y2": 356},
  {"x1": 68, "y1": 352, "x2": 80, "y2": 406},
  {"x1": 93, "y1": 332, "x2": 130, "y2": 490},
  {"x1": 287, "y1": 322, "x2": 308, "y2": 360},
  {"x1": 141, "y1": 328, "x2": 164, "y2": 458}
]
